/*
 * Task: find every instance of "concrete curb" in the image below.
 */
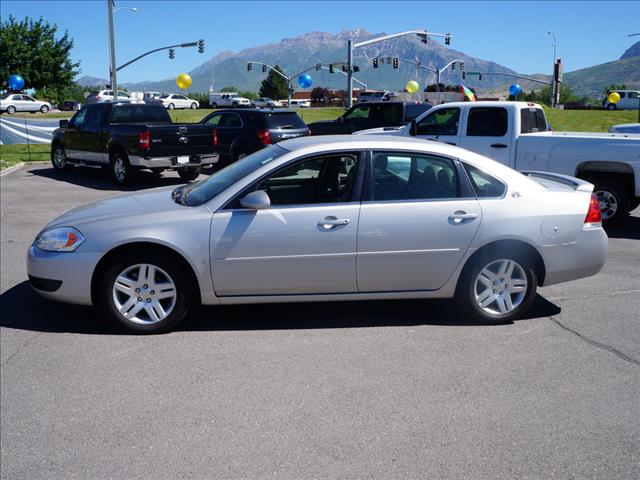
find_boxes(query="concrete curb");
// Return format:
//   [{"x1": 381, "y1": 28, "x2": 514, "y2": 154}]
[{"x1": 0, "y1": 162, "x2": 25, "y2": 177}]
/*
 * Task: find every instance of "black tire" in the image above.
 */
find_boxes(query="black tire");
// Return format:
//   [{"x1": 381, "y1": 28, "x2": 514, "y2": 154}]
[
  {"x1": 177, "y1": 166, "x2": 202, "y2": 181},
  {"x1": 607, "y1": 104, "x2": 617, "y2": 110},
  {"x1": 211, "y1": 102, "x2": 218, "y2": 109},
  {"x1": 51, "y1": 143, "x2": 70, "y2": 171},
  {"x1": 110, "y1": 151, "x2": 136, "y2": 186},
  {"x1": 455, "y1": 250, "x2": 537, "y2": 325},
  {"x1": 190, "y1": 102, "x2": 197, "y2": 110},
  {"x1": 593, "y1": 181, "x2": 630, "y2": 226},
  {"x1": 7, "y1": 105, "x2": 16, "y2": 114},
  {"x1": 168, "y1": 103, "x2": 175, "y2": 110},
  {"x1": 40, "y1": 105, "x2": 49, "y2": 113},
  {"x1": 96, "y1": 251, "x2": 194, "y2": 334}
]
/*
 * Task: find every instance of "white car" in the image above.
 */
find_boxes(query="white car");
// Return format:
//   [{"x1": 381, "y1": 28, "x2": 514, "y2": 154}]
[
  {"x1": 0, "y1": 94, "x2": 52, "y2": 114},
  {"x1": 251, "y1": 97, "x2": 283, "y2": 108},
  {"x1": 209, "y1": 93, "x2": 252, "y2": 109},
  {"x1": 603, "y1": 90, "x2": 640, "y2": 110},
  {"x1": 289, "y1": 99, "x2": 311, "y2": 108},
  {"x1": 357, "y1": 101, "x2": 640, "y2": 225},
  {"x1": 85, "y1": 90, "x2": 140, "y2": 104},
  {"x1": 159, "y1": 94, "x2": 199, "y2": 110}
]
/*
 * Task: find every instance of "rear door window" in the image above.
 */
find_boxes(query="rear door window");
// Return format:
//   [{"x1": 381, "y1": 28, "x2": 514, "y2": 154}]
[
  {"x1": 462, "y1": 163, "x2": 506, "y2": 198},
  {"x1": 467, "y1": 107, "x2": 508, "y2": 136}
]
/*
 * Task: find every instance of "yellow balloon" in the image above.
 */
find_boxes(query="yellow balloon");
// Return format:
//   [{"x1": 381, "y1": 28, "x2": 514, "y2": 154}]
[
  {"x1": 406, "y1": 80, "x2": 420, "y2": 94},
  {"x1": 176, "y1": 73, "x2": 192, "y2": 90},
  {"x1": 608, "y1": 91, "x2": 621, "y2": 104}
]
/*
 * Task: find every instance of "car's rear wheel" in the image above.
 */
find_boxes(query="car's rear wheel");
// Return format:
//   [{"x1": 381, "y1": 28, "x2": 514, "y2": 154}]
[
  {"x1": 593, "y1": 182, "x2": 629, "y2": 226},
  {"x1": 97, "y1": 253, "x2": 193, "y2": 334},
  {"x1": 40, "y1": 105, "x2": 49, "y2": 113},
  {"x1": 111, "y1": 151, "x2": 135, "y2": 186},
  {"x1": 168, "y1": 103, "x2": 175, "y2": 110},
  {"x1": 190, "y1": 102, "x2": 197, "y2": 109},
  {"x1": 7, "y1": 105, "x2": 16, "y2": 114},
  {"x1": 177, "y1": 166, "x2": 201, "y2": 181},
  {"x1": 51, "y1": 143, "x2": 70, "y2": 171},
  {"x1": 457, "y1": 253, "x2": 537, "y2": 324}
]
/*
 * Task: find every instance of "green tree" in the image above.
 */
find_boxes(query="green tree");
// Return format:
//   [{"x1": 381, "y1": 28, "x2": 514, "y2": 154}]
[
  {"x1": 259, "y1": 65, "x2": 289, "y2": 100},
  {"x1": 220, "y1": 86, "x2": 237, "y2": 92},
  {"x1": 0, "y1": 16, "x2": 80, "y2": 97},
  {"x1": 311, "y1": 87, "x2": 329, "y2": 106}
]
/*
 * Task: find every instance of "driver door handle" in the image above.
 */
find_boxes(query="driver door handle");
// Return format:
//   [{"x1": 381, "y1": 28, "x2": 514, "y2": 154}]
[
  {"x1": 318, "y1": 217, "x2": 350, "y2": 229},
  {"x1": 491, "y1": 143, "x2": 508, "y2": 149},
  {"x1": 449, "y1": 211, "x2": 478, "y2": 224}
]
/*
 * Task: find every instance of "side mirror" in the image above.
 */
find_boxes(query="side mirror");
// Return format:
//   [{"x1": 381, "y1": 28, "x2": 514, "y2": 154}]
[
  {"x1": 409, "y1": 119, "x2": 418, "y2": 136},
  {"x1": 240, "y1": 190, "x2": 271, "y2": 210},
  {"x1": 59, "y1": 119, "x2": 69, "y2": 129}
]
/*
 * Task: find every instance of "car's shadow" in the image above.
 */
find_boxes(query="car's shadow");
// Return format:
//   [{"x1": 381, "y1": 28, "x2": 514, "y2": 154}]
[
  {"x1": 606, "y1": 213, "x2": 640, "y2": 240},
  {"x1": 0, "y1": 281, "x2": 561, "y2": 335},
  {"x1": 26, "y1": 165, "x2": 216, "y2": 192}
]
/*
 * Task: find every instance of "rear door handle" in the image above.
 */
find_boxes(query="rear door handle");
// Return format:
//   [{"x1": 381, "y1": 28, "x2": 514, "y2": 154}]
[
  {"x1": 318, "y1": 217, "x2": 350, "y2": 229},
  {"x1": 490, "y1": 143, "x2": 508, "y2": 149},
  {"x1": 449, "y1": 211, "x2": 478, "y2": 224}
]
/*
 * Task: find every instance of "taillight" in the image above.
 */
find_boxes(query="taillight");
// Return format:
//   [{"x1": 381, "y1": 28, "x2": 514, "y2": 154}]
[
  {"x1": 584, "y1": 193, "x2": 602, "y2": 226},
  {"x1": 213, "y1": 128, "x2": 218, "y2": 146},
  {"x1": 138, "y1": 130, "x2": 150, "y2": 149},
  {"x1": 257, "y1": 129, "x2": 271, "y2": 145}
]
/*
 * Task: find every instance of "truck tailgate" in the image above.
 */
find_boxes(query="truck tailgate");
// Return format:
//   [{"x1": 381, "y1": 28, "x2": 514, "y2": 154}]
[{"x1": 146, "y1": 124, "x2": 215, "y2": 156}]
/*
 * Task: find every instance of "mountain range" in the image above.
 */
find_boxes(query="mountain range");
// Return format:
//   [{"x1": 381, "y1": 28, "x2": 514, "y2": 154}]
[{"x1": 77, "y1": 32, "x2": 640, "y2": 98}]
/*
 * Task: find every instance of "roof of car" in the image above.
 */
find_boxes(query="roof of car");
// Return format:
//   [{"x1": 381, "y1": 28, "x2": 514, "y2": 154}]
[
  {"x1": 279, "y1": 134, "x2": 460, "y2": 154},
  {"x1": 213, "y1": 108, "x2": 299, "y2": 114}
]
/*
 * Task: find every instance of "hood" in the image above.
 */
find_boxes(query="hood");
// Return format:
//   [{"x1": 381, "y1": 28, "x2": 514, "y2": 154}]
[{"x1": 45, "y1": 185, "x2": 189, "y2": 229}]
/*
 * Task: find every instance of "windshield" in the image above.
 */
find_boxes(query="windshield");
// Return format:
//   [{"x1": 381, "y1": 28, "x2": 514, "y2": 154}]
[{"x1": 178, "y1": 145, "x2": 288, "y2": 206}]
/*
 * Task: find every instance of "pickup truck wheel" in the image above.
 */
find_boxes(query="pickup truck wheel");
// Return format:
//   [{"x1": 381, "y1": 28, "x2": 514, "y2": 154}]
[
  {"x1": 211, "y1": 102, "x2": 218, "y2": 109},
  {"x1": 167, "y1": 103, "x2": 175, "y2": 110},
  {"x1": 96, "y1": 252, "x2": 193, "y2": 334},
  {"x1": 40, "y1": 105, "x2": 49, "y2": 113},
  {"x1": 6, "y1": 106, "x2": 16, "y2": 114},
  {"x1": 111, "y1": 153, "x2": 135, "y2": 186},
  {"x1": 190, "y1": 103, "x2": 197, "y2": 110},
  {"x1": 593, "y1": 182, "x2": 629, "y2": 226},
  {"x1": 177, "y1": 166, "x2": 202, "y2": 181},
  {"x1": 456, "y1": 253, "x2": 537, "y2": 325},
  {"x1": 51, "y1": 144, "x2": 70, "y2": 171}
]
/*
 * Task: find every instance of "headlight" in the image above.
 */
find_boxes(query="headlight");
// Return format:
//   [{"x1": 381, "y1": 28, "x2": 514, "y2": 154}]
[{"x1": 34, "y1": 227, "x2": 85, "y2": 252}]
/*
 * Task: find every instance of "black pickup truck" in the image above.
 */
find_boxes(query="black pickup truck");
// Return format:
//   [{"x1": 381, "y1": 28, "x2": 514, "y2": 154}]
[
  {"x1": 306, "y1": 101, "x2": 432, "y2": 135},
  {"x1": 50, "y1": 102, "x2": 219, "y2": 185}
]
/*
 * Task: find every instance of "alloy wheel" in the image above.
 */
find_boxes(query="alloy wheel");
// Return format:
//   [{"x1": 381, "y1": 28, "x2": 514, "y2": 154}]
[
  {"x1": 53, "y1": 147, "x2": 66, "y2": 168},
  {"x1": 473, "y1": 259, "x2": 528, "y2": 316},
  {"x1": 113, "y1": 158, "x2": 127, "y2": 183},
  {"x1": 595, "y1": 189, "x2": 618, "y2": 221},
  {"x1": 112, "y1": 263, "x2": 177, "y2": 325}
]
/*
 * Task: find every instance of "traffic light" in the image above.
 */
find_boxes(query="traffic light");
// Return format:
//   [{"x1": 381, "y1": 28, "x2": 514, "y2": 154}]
[
  {"x1": 169, "y1": 48, "x2": 175, "y2": 59},
  {"x1": 445, "y1": 33, "x2": 451, "y2": 46},
  {"x1": 393, "y1": 58, "x2": 399, "y2": 69},
  {"x1": 451, "y1": 63, "x2": 455, "y2": 70},
  {"x1": 478, "y1": 73, "x2": 482, "y2": 81},
  {"x1": 315, "y1": 63, "x2": 321, "y2": 71},
  {"x1": 462, "y1": 71, "x2": 466, "y2": 80},
  {"x1": 262, "y1": 64, "x2": 267, "y2": 73},
  {"x1": 373, "y1": 58, "x2": 378, "y2": 69},
  {"x1": 353, "y1": 65, "x2": 360, "y2": 72},
  {"x1": 198, "y1": 39, "x2": 205, "y2": 54},
  {"x1": 460, "y1": 62, "x2": 465, "y2": 71},
  {"x1": 329, "y1": 64, "x2": 334, "y2": 73},
  {"x1": 342, "y1": 64, "x2": 347, "y2": 72},
  {"x1": 247, "y1": 62, "x2": 252, "y2": 71},
  {"x1": 417, "y1": 33, "x2": 427, "y2": 44}
]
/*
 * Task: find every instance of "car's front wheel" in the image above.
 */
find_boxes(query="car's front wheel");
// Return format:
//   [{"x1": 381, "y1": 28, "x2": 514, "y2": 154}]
[
  {"x1": 51, "y1": 143, "x2": 70, "y2": 171},
  {"x1": 40, "y1": 105, "x2": 49, "y2": 113},
  {"x1": 190, "y1": 102, "x2": 197, "y2": 110},
  {"x1": 457, "y1": 253, "x2": 537, "y2": 324},
  {"x1": 177, "y1": 166, "x2": 201, "y2": 181},
  {"x1": 168, "y1": 103, "x2": 175, "y2": 110},
  {"x1": 6, "y1": 105, "x2": 16, "y2": 114},
  {"x1": 97, "y1": 253, "x2": 193, "y2": 333}
]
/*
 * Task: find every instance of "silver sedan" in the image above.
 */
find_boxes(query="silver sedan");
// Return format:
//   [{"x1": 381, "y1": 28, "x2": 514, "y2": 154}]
[{"x1": 27, "y1": 136, "x2": 608, "y2": 333}]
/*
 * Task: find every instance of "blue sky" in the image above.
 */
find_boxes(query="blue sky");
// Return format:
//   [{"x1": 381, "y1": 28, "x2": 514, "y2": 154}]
[{"x1": 3, "y1": 1, "x2": 639, "y2": 83}]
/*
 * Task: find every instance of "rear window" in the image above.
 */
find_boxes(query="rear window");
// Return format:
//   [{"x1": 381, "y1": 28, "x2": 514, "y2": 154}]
[
  {"x1": 520, "y1": 108, "x2": 548, "y2": 133},
  {"x1": 463, "y1": 163, "x2": 506, "y2": 198},
  {"x1": 467, "y1": 107, "x2": 508, "y2": 136},
  {"x1": 110, "y1": 105, "x2": 171, "y2": 123},
  {"x1": 264, "y1": 112, "x2": 306, "y2": 129},
  {"x1": 404, "y1": 104, "x2": 431, "y2": 121}
]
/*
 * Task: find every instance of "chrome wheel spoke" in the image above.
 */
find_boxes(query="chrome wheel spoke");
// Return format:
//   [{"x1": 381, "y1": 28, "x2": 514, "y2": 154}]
[
  {"x1": 145, "y1": 303, "x2": 161, "y2": 323},
  {"x1": 495, "y1": 295, "x2": 508, "y2": 314},
  {"x1": 503, "y1": 293, "x2": 514, "y2": 312},
  {"x1": 124, "y1": 302, "x2": 145, "y2": 319},
  {"x1": 478, "y1": 272, "x2": 493, "y2": 288},
  {"x1": 474, "y1": 258, "x2": 528, "y2": 317},
  {"x1": 155, "y1": 286, "x2": 176, "y2": 300},
  {"x1": 479, "y1": 293, "x2": 497, "y2": 308},
  {"x1": 476, "y1": 288, "x2": 493, "y2": 304},
  {"x1": 118, "y1": 296, "x2": 137, "y2": 315}
]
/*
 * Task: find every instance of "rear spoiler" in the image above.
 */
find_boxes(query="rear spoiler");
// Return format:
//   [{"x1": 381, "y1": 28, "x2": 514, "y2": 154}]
[{"x1": 520, "y1": 170, "x2": 594, "y2": 192}]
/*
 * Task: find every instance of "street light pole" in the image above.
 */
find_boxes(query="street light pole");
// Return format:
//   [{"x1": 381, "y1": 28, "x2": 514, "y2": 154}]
[
  {"x1": 107, "y1": 0, "x2": 117, "y2": 99},
  {"x1": 547, "y1": 31, "x2": 557, "y2": 108}
]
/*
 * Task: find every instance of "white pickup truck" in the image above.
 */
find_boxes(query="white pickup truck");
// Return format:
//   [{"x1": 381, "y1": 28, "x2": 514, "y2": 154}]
[
  {"x1": 209, "y1": 93, "x2": 251, "y2": 109},
  {"x1": 357, "y1": 101, "x2": 640, "y2": 225}
]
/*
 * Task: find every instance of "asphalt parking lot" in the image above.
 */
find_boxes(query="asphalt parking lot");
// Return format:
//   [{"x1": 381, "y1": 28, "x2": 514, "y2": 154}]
[{"x1": 1, "y1": 163, "x2": 639, "y2": 479}]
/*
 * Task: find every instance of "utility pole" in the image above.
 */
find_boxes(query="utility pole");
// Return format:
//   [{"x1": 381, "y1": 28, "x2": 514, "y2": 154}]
[
  {"x1": 547, "y1": 31, "x2": 557, "y2": 108},
  {"x1": 107, "y1": 0, "x2": 117, "y2": 98}
]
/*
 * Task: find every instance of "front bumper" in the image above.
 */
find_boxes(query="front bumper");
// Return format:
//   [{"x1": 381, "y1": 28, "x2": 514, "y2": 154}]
[
  {"x1": 128, "y1": 153, "x2": 219, "y2": 169},
  {"x1": 27, "y1": 245, "x2": 100, "y2": 305},
  {"x1": 541, "y1": 226, "x2": 608, "y2": 286}
]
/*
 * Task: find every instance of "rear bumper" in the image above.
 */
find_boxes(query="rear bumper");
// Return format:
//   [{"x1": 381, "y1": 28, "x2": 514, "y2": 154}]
[
  {"x1": 540, "y1": 226, "x2": 608, "y2": 286},
  {"x1": 128, "y1": 153, "x2": 219, "y2": 168}
]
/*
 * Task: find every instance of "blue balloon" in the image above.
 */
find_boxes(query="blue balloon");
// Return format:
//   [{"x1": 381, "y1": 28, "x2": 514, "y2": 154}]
[
  {"x1": 297, "y1": 74, "x2": 312, "y2": 88},
  {"x1": 8, "y1": 74, "x2": 25, "y2": 91},
  {"x1": 509, "y1": 83, "x2": 522, "y2": 96}
]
